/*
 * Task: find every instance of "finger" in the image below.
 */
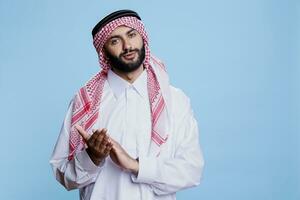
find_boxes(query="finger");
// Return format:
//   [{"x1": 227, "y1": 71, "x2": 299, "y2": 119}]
[
  {"x1": 88, "y1": 128, "x2": 107, "y2": 149},
  {"x1": 106, "y1": 142, "x2": 113, "y2": 150},
  {"x1": 103, "y1": 145, "x2": 112, "y2": 157},
  {"x1": 107, "y1": 136, "x2": 112, "y2": 143},
  {"x1": 109, "y1": 137, "x2": 118, "y2": 147},
  {"x1": 88, "y1": 128, "x2": 106, "y2": 147},
  {"x1": 101, "y1": 135, "x2": 110, "y2": 146},
  {"x1": 105, "y1": 142, "x2": 113, "y2": 153},
  {"x1": 99, "y1": 140, "x2": 110, "y2": 155},
  {"x1": 93, "y1": 128, "x2": 107, "y2": 136},
  {"x1": 88, "y1": 130, "x2": 100, "y2": 147},
  {"x1": 75, "y1": 125, "x2": 90, "y2": 141},
  {"x1": 93, "y1": 128, "x2": 108, "y2": 147},
  {"x1": 99, "y1": 128, "x2": 108, "y2": 136},
  {"x1": 103, "y1": 140, "x2": 112, "y2": 153},
  {"x1": 94, "y1": 131, "x2": 106, "y2": 148}
]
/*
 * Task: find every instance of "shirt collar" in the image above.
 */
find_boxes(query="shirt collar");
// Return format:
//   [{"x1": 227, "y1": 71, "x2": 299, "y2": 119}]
[{"x1": 107, "y1": 69, "x2": 148, "y2": 99}]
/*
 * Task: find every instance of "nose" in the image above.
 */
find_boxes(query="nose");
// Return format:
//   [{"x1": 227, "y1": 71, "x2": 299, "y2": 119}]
[{"x1": 123, "y1": 38, "x2": 132, "y2": 52}]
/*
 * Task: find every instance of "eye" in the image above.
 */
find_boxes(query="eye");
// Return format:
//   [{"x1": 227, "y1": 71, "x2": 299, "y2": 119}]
[
  {"x1": 110, "y1": 38, "x2": 119, "y2": 46},
  {"x1": 128, "y1": 32, "x2": 137, "y2": 38}
]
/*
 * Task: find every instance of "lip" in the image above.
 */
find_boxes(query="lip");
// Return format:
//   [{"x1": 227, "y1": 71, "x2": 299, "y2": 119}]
[{"x1": 122, "y1": 52, "x2": 136, "y2": 60}]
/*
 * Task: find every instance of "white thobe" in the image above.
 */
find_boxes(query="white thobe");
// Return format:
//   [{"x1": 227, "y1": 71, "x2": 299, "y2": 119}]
[{"x1": 50, "y1": 69, "x2": 204, "y2": 200}]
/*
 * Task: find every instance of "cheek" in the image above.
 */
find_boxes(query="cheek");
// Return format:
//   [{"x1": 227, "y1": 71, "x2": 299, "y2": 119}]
[
  {"x1": 131, "y1": 35, "x2": 143, "y2": 49},
  {"x1": 107, "y1": 46, "x2": 122, "y2": 57},
  {"x1": 136, "y1": 37, "x2": 144, "y2": 49}
]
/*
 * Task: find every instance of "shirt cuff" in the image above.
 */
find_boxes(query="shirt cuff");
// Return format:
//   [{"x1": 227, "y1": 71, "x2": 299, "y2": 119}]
[
  {"x1": 75, "y1": 149, "x2": 105, "y2": 173},
  {"x1": 131, "y1": 156, "x2": 158, "y2": 184}
]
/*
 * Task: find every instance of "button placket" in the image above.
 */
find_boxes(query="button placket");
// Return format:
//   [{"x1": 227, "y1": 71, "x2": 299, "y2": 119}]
[{"x1": 123, "y1": 86, "x2": 138, "y2": 157}]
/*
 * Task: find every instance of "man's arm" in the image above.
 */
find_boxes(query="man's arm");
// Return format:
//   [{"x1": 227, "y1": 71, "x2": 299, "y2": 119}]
[
  {"x1": 49, "y1": 101, "x2": 107, "y2": 190},
  {"x1": 131, "y1": 90, "x2": 205, "y2": 195}
]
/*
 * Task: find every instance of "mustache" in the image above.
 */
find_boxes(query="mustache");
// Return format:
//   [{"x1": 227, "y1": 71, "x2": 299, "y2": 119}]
[{"x1": 120, "y1": 48, "x2": 139, "y2": 57}]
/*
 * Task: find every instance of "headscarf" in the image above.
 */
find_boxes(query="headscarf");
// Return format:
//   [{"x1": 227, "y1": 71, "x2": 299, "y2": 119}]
[{"x1": 68, "y1": 12, "x2": 170, "y2": 161}]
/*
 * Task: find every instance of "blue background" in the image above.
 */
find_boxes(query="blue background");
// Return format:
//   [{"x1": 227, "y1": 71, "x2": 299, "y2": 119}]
[{"x1": 0, "y1": 0, "x2": 299, "y2": 199}]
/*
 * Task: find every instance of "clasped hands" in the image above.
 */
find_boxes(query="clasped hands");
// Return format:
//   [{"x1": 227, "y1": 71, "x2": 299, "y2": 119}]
[{"x1": 75, "y1": 125, "x2": 139, "y2": 176}]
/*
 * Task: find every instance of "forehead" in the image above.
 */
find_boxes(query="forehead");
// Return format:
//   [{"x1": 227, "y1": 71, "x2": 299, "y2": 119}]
[{"x1": 109, "y1": 25, "x2": 137, "y2": 37}]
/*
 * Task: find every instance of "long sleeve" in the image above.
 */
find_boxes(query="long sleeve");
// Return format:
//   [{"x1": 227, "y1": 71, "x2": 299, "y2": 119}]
[
  {"x1": 131, "y1": 93, "x2": 205, "y2": 195},
  {"x1": 49, "y1": 100, "x2": 104, "y2": 191}
]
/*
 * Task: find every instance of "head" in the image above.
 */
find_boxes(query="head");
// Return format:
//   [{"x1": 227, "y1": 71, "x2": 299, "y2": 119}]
[
  {"x1": 92, "y1": 10, "x2": 150, "y2": 72},
  {"x1": 104, "y1": 26, "x2": 145, "y2": 73}
]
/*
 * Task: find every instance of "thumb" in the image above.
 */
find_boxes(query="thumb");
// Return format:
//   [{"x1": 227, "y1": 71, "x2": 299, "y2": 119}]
[
  {"x1": 75, "y1": 125, "x2": 90, "y2": 141},
  {"x1": 109, "y1": 137, "x2": 120, "y2": 150}
]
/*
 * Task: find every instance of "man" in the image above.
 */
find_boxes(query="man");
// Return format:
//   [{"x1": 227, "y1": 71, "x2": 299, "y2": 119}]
[{"x1": 50, "y1": 9, "x2": 204, "y2": 200}]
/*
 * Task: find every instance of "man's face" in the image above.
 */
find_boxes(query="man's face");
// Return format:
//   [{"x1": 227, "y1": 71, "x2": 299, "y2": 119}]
[{"x1": 104, "y1": 26, "x2": 145, "y2": 73}]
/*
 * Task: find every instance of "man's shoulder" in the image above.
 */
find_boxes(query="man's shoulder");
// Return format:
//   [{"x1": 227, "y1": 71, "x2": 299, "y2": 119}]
[
  {"x1": 170, "y1": 85, "x2": 189, "y2": 103},
  {"x1": 169, "y1": 85, "x2": 192, "y2": 117}
]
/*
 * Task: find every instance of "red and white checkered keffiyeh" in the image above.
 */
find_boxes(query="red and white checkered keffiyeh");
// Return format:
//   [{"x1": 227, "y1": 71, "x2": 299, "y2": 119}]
[{"x1": 68, "y1": 16, "x2": 170, "y2": 160}]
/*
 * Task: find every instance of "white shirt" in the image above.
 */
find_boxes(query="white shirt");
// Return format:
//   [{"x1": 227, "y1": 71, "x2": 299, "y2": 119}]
[{"x1": 50, "y1": 69, "x2": 204, "y2": 200}]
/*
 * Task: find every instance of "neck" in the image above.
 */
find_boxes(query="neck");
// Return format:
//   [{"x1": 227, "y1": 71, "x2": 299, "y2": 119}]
[{"x1": 112, "y1": 65, "x2": 144, "y2": 84}]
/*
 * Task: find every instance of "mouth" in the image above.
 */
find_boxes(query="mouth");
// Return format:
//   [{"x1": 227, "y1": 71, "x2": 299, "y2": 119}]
[{"x1": 122, "y1": 51, "x2": 137, "y2": 61}]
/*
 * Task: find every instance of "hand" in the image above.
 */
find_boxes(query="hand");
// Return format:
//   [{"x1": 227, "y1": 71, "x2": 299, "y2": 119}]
[
  {"x1": 75, "y1": 125, "x2": 113, "y2": 166},
  {"x1": 109, "y1": 138, "x2": 139, "y2": 175}
]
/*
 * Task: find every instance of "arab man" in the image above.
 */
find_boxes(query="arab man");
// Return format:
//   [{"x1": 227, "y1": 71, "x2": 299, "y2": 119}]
[{"x1": 50, "y1": 9, "x2": 205, "y2": 200}]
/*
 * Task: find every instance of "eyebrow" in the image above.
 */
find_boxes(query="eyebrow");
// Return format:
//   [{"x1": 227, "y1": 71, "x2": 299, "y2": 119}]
[{"x1": 108, "y1": 28, "x2": 136, "y2": 40}]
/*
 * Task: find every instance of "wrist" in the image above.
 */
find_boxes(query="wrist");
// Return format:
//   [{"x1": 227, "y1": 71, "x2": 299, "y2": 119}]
[{"x1": 130, "y1": 157, "x2": 139, "y2": 176}]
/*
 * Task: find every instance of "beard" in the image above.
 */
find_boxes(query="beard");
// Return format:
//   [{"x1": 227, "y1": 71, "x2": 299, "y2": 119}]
[{"x1": 105, "y1": 44, "x2": 146, "y2": 73}]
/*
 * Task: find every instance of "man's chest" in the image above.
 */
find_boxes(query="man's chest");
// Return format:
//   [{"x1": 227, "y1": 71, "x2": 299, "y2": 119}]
[{"x1": 94, "y1": 88, "x2": 152, "y2": 157}]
